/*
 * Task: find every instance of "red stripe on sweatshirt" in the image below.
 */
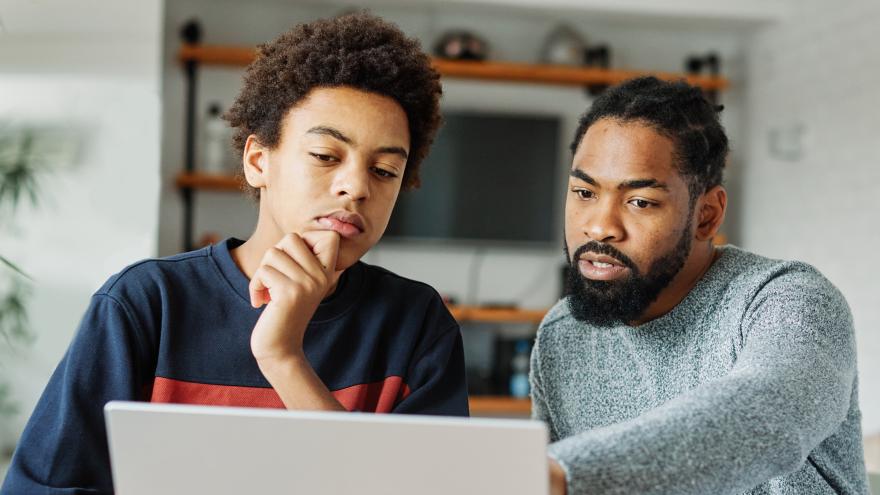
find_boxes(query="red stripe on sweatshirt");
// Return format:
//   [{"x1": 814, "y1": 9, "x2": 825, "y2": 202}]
[{"x1": 150, "y1": 376, "x2": 411, "y2": 412}]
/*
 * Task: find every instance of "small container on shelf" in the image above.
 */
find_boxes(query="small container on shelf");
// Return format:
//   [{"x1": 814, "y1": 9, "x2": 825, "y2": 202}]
[
  {"x1": 509, "y1": 339, "x2": 531, "y2": 398},
  {"x1": 201, "y1": 102, "x2": 233, "y2": 175}
]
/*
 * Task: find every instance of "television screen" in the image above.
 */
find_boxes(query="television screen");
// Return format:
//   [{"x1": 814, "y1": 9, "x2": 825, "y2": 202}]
[{"x1": 384, "y1": 111, "x2": 561, "y2": 245}]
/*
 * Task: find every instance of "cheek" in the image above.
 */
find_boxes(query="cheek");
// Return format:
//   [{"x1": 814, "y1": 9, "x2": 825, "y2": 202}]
[
  {"x1": 563, "y1": 193, "x2": 578, "y2": 221},
  {"x1": 627, "y1": 218, "x2": 688, "y2": 268},
  {"x1": 564, "y1": 202, "x2": 587, "y2": 244},
  {"x1": 269, "y1": 173, "x2": 308, "y2": 207},
  {"x1": 271, "y1": 161, "x2": 329, "y2": 209},
  {"x1": 370, "y1": 186, "x2": 401, "y2": 231},
  {"x1": 564, "y1": 228, "x2": 579, "y2": 256},
  {"x1": 269, "y1": 160, "x2": 305, "y2": 202}
]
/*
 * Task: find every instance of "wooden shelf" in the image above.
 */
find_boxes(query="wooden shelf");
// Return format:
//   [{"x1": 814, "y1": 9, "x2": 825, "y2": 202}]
[
  {"x1": 448, "y1": 305, "x2": 547, "y2": 325},
  {"x1": 178, "y1": 44, "x2": 728, "y2": 91},
  {"x1": 469, "y1": 396, "x2": 531, "y2": 415},
  {"x1": 431, "y1": 58, "x2": 728, "y2": 90},
  {"x1": 179, "y1": 44, "x2": 257, "y2": 67},
  {"x1": 176, "y1": 172, "x2": 241, "y2": 191}
]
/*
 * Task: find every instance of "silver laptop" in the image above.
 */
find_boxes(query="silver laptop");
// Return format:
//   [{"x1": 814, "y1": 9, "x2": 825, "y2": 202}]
[{"x1": 104, "y1": 401, "x2": 549, "y2": 495}]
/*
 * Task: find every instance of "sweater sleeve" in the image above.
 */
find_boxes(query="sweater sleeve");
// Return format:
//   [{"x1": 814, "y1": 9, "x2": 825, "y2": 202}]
[
  {"x1": 545, "y1": 269, "x2": 859, "y2": 495},
  {"x1": 530, "y1": 330, "x2": 560, "y2": 441},
  {"x1": 1, "y1": 293, "x2": 152, "y2": 495}
]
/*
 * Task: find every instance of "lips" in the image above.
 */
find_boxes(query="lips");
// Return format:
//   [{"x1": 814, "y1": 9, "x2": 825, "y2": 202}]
[
  {"x1": 583, "y1": 254, "x2": 624, "y2": 267},
  {"x1": 316, "y1": 210, "x2": 365, "y2": 239},
  {"x1": 577, "y1": 254, "x2": 629, "y2": 281}
]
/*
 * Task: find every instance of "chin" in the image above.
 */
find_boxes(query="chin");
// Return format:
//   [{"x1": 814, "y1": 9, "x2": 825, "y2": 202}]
[{"x1": 334, "y1": 246, "x2": 367, "y2": 271}]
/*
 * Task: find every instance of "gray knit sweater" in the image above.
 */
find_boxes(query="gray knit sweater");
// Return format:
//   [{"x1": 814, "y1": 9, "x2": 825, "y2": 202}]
[{"x1": 530, "y1": 245, "x2": 869, "y2": 494}]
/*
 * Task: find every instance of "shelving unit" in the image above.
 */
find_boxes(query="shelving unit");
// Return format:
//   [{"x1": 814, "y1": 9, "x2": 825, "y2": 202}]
[
  {"x1": 175, "y1": 30, "x2": 727, "y2": 416},
  {"x1": 453, "y1": 305, "x2": 546, "y2": 415},
  {"x1": 176, "y1": 42, "x2": 727, "y2": 249},
  {"x1": 178, "y1": 43, "x2": 729, "y2": 90}
]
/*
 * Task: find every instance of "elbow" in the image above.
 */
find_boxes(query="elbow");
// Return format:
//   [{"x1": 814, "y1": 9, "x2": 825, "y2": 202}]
[{"x1": 749, "y1": 415, "x2": 814, "y2": 478}]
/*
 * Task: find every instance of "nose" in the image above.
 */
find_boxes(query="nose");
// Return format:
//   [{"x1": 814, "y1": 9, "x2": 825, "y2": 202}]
[
  {"x1": 582, "y1": 201, "x2": 624, "y2": 243},
  {"x1": 331, "y1": 161, "x2": 370, "y2": 202}
]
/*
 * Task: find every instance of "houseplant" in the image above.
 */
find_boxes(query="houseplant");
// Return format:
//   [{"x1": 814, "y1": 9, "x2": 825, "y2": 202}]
[{"x1": 0, "y1": 126, "x2": 46, "y2": 462}]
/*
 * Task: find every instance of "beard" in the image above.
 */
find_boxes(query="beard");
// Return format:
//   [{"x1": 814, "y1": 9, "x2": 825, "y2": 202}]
[{"x1": 564, "y1": 219, "x2": 692, "y2": 327}]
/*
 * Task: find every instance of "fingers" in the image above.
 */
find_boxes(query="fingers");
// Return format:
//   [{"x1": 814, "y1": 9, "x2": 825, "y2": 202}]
[
  {"x1": 273, "y1": 235, "x2": 325, "y2": 282},
  {"x1": 249, "y1": 232, "x2": 340, "y2": 308},
  {"x1": 248, "y1": 265, "x2": 287, "y2": 308},
  {"x1": 300, "y1": 230, "x2": 341, "y2": 274}
]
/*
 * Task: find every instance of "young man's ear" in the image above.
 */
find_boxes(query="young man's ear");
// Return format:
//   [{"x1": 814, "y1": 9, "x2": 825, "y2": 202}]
[
  {"x1": 694, "y1": 185, "x2": 727, "y2": 242},
  {"x1": 242, "y1": 135, "x2": 269, "y2": 189}
]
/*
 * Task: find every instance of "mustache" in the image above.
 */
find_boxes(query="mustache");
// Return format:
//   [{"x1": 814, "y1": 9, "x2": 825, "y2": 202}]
[{"x1": 569, "y1": 241, "x2": 637, "y2": 272}]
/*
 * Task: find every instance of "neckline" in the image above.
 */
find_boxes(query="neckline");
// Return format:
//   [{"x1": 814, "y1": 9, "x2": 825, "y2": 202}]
[{"x1": 626, "y1": 245, "x2": 737, "y2": 333}]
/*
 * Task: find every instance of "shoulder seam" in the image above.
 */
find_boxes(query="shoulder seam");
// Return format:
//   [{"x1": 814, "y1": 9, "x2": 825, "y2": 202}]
[
  {"x1": 103, "y1": 250, "x2": 211, "y2": 293},
  {"x1": 91, "y1": 292, "x2": 152, "y2": 379},
  {"x1": 540, "y1": 300, "x2": 569, "y2": 329}
]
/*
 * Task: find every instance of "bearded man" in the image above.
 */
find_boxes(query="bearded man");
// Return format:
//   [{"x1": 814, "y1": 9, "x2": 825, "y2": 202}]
[{"x1": 533, "y1": 76, "x2": 868, "y2": 495}]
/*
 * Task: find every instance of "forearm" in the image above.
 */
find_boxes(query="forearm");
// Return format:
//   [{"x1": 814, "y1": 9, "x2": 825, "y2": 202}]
[
  {"x1": 258, "y1": 354, "x2": 346, "y2": 412},
  {"x1": 247, "y1": 231, "x2": 344, "y2": 413},
  {"x1": 549, "y1": 366, "x2": 853, "y2": 495}
]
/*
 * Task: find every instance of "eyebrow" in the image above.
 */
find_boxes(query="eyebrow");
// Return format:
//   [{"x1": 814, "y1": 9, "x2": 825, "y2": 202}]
[
  {"x1": 618, "y1": 178, "x2": 669, "y2": 192},
  {"x1": 376, "y1": 146, "x2": 409, "y2": 160},
  {"x1": 307, "y1": 126, "x2": 352, "y2": 144},
  {"x1": 306, "y1": 125, "x2": 408, "y2": 160},
  {"x1": 570, "y1": 169, "x2": 669, "y2": 191},
  {"x1": 570, "y1": 169, "x2": 597, "y2": 186}
]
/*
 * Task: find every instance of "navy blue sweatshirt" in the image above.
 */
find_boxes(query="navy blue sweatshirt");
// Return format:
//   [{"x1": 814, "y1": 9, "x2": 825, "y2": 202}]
[{"x1": 2, "y1": 238, "x2": 469, "y2": 494}]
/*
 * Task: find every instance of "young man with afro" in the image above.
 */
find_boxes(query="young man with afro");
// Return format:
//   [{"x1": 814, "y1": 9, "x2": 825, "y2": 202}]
[{"x1": 2, "y1": 13, "x2": 468, "y2": 494}]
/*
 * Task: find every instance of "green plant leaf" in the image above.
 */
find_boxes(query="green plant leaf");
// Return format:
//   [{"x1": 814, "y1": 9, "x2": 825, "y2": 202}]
[
  {"x1": 0, "y1": 278, "x2": 31, "y2": 346},
  {"x1": 0, "y1": 382, "x2": 18, "y2": 418},
  {"x1": 0, "y1": 131, "x2": 44, "y2": 213},
  {"x1": 0, "y1": 255, "x2": 31, "y2": 280}
]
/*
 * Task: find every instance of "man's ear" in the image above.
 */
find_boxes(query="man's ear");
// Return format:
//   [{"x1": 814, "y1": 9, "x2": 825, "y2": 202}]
[
  {"x1": 694, "y1": 185, "x2": 727, "y2": 242},
  {"x1": 242, "y1": 135, "x2": 269, "y2": 189}
]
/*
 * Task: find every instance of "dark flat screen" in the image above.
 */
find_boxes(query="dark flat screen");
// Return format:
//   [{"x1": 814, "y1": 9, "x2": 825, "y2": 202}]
[{"x1": 384, "y1": 111, "x2": 560, "y2": 245}]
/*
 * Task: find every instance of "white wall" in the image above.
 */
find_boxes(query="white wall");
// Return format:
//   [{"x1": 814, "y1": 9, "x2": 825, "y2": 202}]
[
  {"x1": 741, "y1": 0, "x2": 880, "y2": 435},
  {"x1": 159, "y1": 0, "x2": 749, "y2": 311},
  {"x1": 0, "y1": 0, "x2": 164, "y2": 451}
]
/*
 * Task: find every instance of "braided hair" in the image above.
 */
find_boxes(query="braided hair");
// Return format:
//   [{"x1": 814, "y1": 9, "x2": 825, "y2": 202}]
[{"x1": 571, "y1": 76, "x2": 729, "y2": 201}]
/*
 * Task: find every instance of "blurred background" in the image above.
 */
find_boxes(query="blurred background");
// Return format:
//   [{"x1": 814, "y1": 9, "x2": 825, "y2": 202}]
[{"x1": 0, "y1": 0, "x2": 878, "y2": 485}]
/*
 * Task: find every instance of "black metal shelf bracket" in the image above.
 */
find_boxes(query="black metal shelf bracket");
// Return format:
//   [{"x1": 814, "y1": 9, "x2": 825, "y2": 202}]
[{"x1": 180, "y1": 20, "x2": 202, "y2": 251}]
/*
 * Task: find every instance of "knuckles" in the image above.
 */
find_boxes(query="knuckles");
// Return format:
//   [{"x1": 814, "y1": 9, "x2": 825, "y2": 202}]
[
  {"x1": 279, "y1": 233, "x2": 303, "y2": 250},
  {"x1": 250, "y1": 235, "x2": 331, "y2": 305},
  {"x1": 252, "y1": 265, "x2": 326, "y2": 304},
  {"x1": 263, "y1": 246, "x2": 287, "y2": 265}
]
